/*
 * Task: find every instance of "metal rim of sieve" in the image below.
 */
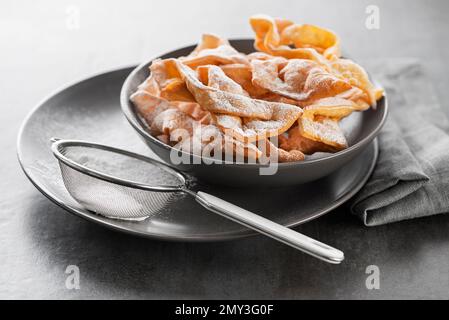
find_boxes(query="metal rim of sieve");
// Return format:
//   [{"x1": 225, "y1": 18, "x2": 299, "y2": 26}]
[{"x1": 50, "y1": 138, "x2": 187, "y2": 193}]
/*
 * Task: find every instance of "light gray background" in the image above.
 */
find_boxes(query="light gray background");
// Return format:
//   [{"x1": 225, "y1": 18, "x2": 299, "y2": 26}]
[{"x1": 1, "y1": 0, "x2": 449, "y2": 299}]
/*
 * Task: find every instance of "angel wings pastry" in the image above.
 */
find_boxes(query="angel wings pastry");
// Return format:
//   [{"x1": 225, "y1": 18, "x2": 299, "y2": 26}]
[{"x1": 130, "y1": 14, "x2": 383, "y2": 163}]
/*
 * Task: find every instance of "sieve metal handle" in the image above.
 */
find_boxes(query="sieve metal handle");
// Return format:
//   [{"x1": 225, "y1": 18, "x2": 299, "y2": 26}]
[{"x1": 195, "y1": 191, "x2": 344, "y2": 264}]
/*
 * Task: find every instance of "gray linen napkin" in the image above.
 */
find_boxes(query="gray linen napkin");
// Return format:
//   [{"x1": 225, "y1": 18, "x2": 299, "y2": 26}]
[{"x1": 350, "y1": 59, "x2": 449, "y2": 226}]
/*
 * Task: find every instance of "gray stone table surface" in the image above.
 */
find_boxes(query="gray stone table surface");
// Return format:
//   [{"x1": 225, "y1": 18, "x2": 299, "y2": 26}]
[{"x1": 1, "y1": 0, "x2": 449, "y2": 299}]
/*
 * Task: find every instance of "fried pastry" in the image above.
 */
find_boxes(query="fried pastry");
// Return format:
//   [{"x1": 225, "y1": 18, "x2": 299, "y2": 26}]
[{"x1": 130, "y1": 15, "x2": 384, "y2": 163}]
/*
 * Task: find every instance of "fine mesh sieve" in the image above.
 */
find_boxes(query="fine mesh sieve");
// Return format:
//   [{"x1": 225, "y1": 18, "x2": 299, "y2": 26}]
[{"x1": 51, "y1": 138, "x2": 344, "y2": 264}]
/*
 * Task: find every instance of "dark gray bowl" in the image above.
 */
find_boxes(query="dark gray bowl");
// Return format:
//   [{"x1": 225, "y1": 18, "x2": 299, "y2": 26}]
[{"x1": 121, "y1": 39, "x2": 387, "y2": 187}]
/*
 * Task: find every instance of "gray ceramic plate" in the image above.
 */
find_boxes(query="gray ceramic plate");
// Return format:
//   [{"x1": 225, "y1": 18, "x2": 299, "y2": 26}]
[
  {"x1": 17, "y1": 66, "x2": 378, "y2": 241},
  {"x1": 121, "y1": 39, "x2": 387, "y2": 187}
]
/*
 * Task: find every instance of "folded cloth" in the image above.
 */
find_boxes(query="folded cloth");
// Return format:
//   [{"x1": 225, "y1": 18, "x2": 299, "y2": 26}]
[{"x1": 351, "y1": 59, "x2": 449, "y2": 226}]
